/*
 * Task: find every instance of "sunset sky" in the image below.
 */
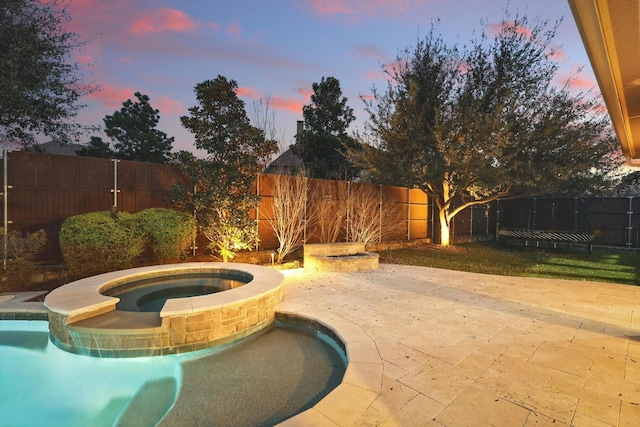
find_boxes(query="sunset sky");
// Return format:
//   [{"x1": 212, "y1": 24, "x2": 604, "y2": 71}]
[{"x1": 62, "y1": 0, "x2": 598, "y2": 155}]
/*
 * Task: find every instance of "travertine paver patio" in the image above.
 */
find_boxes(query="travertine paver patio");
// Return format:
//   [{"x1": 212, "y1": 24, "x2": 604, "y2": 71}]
[{"x1": 278, "y1": 264, "x2": 640, "y2": 426}]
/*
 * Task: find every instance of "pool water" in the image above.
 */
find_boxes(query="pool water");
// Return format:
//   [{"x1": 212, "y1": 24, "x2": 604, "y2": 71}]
[
  {"x1": 102, "y1": 272, "x2": 248, "y2": 312},
  {"x1": 0, "y1": 319, "x2": 346, "y2": 426},
  {"x1": 0, "y1": 320, "x2": 180, "y2": 427}
]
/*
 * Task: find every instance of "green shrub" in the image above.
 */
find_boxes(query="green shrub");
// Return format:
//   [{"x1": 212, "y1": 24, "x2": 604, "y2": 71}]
[
  {"x1": 135, "y1": 208, "x2": 195, "y2": 262},
  {"x1": 59, "y1": 211, "x2": 144, "y2": 278}
]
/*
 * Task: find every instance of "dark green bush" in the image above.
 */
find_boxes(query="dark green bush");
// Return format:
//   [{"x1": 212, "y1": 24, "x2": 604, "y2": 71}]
[
  {"x1": 135, "y1": 208, "x2": 196, "y2": 262},
  {"x1": 59, "y1": 211, "x2": 144, "y2": 278}
]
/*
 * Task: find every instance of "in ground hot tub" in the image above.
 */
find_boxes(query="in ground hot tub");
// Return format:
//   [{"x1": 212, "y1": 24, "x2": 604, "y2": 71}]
[
  {"x1": 102, "y1": 271, "x2": 251, "y2": 312},
  {"x1": 44, "y1": 263, "x2": 284, "y2": 357}
]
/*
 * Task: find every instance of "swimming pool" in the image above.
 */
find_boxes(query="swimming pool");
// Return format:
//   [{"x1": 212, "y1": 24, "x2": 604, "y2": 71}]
[
  {"x1": 0, "y1": 318, "x2": 346, "y2": 426},
  {"x1": 0, "y1": 320, "x2": 180, "y2": 426}
]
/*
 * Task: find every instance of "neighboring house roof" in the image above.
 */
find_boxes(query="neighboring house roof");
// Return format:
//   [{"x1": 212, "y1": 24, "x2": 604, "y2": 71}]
[
  {"x1": 36, "y1": 141, "x2": 84, "y2": 156},
  {"x1": 264, "y1": 147, "x2": 303, "y2": 174}
]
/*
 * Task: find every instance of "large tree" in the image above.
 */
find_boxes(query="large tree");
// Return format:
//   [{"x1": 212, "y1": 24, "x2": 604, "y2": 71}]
[
  {"x1": 0, "y1": 0, "x2": 91, "y2": 149},
  {"x1": 291, "y1": 76, "x2": 359, "y2": 179},
  {"x1": 353, "y1": 15, "x2": 622, "y2": 246},
  {"x1": 78, "y1": 92, "x2": 174, "y2": 163},
  {"x1": 172, "y1": 76, "x2": 277, "y2": 261}
]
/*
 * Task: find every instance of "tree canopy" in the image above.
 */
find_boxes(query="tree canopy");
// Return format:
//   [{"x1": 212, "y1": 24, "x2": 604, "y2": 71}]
[
  {"x1": 352, "y1": 14, "x2": 623, "y2": 246},
  {"x1": 0, "y1": 0, "x2": 90, "y2": 149},
  {"x1": 77, "y1": 92, "x2": 174, "y2": 163},
  {"x1": 291, "y1": 76, "x2": 359, "y2": 179},
  {"x1": 172, "y1": 75, "x2": 277, "y2": 261}
]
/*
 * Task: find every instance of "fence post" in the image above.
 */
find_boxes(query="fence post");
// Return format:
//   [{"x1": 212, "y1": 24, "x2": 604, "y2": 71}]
[
  {"x1": 303, "y1": 177, "x2": 307, "y2": 244},
  {"x1": 192, "y1": 183, "x2": 197, "y2": 256},
  {"x1": 346, "y1": 181, "x2": 351, "y2": 242},
  {"x1": 406, "y1": 188, "x2": 411, "y2": 240},
  {"x1": 379, "y1": 184, "x2": 383, "y2": 244},
  {"x1": 574, "y1": 196, "x2": 579, "y2": 230},
  {"x1": 2, "y1": 149, "x2": 12, "y2": 270},
  {"x1": 627, "y1": 196, "x2": 634, "y2": 248},
  {"x1": 255, "y1": 173, "x2": 260, "y2": 251},
  {"x1": 485, "y1": 204, "x2": 490, "y2": 234},
  {"x1": 495, "y1": 199, "x2": 500, "y2": 239},
  {"x1": 111, "y1": 159, "x2": 120, "y2": 213},
  {"x1": 469, "y1": 205, "x2": 474, "y2": 236}
]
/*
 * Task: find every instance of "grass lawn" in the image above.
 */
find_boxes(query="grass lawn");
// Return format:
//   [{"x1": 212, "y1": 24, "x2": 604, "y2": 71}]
[{"x1": 383, "y1": 241, "x2": 640, "y2": 286}]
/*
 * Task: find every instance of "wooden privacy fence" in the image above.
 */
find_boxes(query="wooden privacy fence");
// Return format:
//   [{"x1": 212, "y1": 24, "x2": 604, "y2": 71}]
[
  {"x1": 7, "y1": 151, "x2": 634, "y2": 267},
  {"x1": 1, "y1": 150, "x2": 187, "y2": 263},
  {"x1": 1, "y1": 151, "x2": 432, "y2": 264}
]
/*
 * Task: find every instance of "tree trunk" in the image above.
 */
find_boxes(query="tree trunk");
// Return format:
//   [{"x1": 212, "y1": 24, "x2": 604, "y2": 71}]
[{"x1": 438, "y1": 207, "x2": 451, "y2": 247}]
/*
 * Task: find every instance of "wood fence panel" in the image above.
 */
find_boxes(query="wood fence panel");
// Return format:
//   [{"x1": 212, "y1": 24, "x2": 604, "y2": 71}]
[
  {"x1": 257, "y1": 220, "x2": 279, "y2": 250},
  {"x1": 3, "y1": 153, "x2": 430, "y2": 264},
  {"x1": 408, "y1": 198, "x2": 428, "y2": 239}
]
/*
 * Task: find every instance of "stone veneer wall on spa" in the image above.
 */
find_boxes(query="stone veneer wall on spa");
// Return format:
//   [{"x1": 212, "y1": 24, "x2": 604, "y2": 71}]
[{"x1": 45, "y1": 264, "x2": 285, "y2": 357}]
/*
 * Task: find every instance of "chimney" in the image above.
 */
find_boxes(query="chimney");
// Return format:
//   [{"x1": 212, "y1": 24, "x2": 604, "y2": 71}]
[{"x1": 296, "y1": 121, "x2": 304, "y2": 144}]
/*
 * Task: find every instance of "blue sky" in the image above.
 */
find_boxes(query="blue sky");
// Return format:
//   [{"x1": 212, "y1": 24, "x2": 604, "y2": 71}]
[{"x1": 63, "y1": 0, "x2": 598, "y2": 154}]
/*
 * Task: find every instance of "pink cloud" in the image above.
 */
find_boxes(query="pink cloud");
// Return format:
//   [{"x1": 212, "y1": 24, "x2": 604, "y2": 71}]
[
  {"x1": 237, "y1": 86, "x2": 262, "y2": 99},
  {"x1": 567, "y1": 75, "x2": 597, "y2": 91},
  {"x1": 87, "y1": 83, "x2": 135, "y2": 109},
  {"x1": 548, "y1": 46, "x2": 566, "y2": 62},
  {"x1": 486, "y1": 21, "x2": 532, "y2": 38},
  {"x1": 130, "y1": 7, "x2": 197, "y2": 34},
  {"x1": 385, "y1": 59, "x2": 406, "y2": 76},
  {"x1": 155, "y1": 97, "x2": 184, "y2": 115},
  {"x1": 270, "y1": 95, "x2": 304, "y2": 114},
  {"x1": 310, "y1": 0, "x2": 355, "y2": 15},
  {"x1": 296, "y1": 88, "x2": 314, "y2": 100},
  {"x1": 556, "y1": 66, "x2": 597, "y2": 92},
  {"x1": 457, "y1": 61, "x2": 471, "y2": 74},
  {"x1": 236, "y1": 86, "x2": 305, "y2": 114},
  {"x1": 75, "y1": 54, "x2": 95, "y2": 65},
  {"x1": 306, "y1": 0, "x2": 411, "y2": 17}
]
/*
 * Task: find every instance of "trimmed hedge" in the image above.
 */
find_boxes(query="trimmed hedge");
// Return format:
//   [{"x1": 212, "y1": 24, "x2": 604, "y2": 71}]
[
  {"x1": 59, "y1": 209, "x2": 196, "y2": 278},
  {"x1": 136, "y1": 208, "x2": 196, "y2": 262},
  {"x1": 59, "y1": 211, "x2": 144, "y2": 278}
]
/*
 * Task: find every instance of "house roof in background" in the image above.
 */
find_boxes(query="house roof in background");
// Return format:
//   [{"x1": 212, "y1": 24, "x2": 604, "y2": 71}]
[
  {"x1": 264, "y1": 148, "x2": 303, "y2": 174},
  {"x1": 36, "y1": 141, "x2": 84, "y2": 156}
]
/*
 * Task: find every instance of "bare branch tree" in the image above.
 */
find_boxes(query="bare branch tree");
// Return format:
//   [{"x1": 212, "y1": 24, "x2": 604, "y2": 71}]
[
  {"x1": 266, "y1": 172, "x2": 315, "y2": 263},
  {"x1": 347, "y1": 183, "x2": 405, "y2": 245},
  {"x1": 310, "y1": 179, "x2": 348, "y2": 243},
  {"x1": 250, "y1": 96, "x2": 288, "y2": 163}
]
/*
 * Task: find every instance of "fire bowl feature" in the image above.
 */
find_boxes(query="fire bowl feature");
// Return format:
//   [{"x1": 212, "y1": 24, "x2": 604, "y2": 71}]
[
  {"x1": 303, "y1": 242, "x2": 379, "y2": 272},
  {"x1": 44, "y1": 263, "x2": 284, "y2": 357}
]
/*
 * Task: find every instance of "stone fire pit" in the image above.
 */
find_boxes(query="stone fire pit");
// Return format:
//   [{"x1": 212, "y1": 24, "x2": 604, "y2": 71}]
[{"x1": 303, "y1": 242, "x2": 379, "y2": 272}]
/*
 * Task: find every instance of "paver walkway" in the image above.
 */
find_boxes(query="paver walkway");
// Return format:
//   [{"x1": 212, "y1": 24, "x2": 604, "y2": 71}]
[{"x1": 280, "y1": 264, "x2": 640, "y2": 426}]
